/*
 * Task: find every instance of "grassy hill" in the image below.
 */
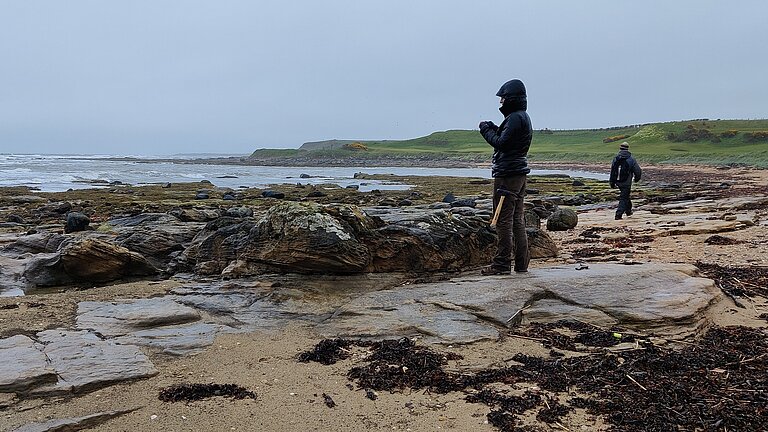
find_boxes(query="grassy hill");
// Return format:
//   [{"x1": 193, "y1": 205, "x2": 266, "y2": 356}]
[{"x1": 250, "y1": 119, "x2": 768, "y2": 166}]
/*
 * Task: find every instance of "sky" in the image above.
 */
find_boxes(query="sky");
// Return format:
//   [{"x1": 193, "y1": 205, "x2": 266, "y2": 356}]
[{"x1": 1, "y1": 1, "x2": 767, "y2": 155}]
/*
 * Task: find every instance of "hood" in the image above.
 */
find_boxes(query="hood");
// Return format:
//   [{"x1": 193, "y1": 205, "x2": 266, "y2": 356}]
[
  {"x1": 496, "y1": 79, "x2": 527, "y2": 100},
  {"x1": 617, "y1": 149, "x2": 632, "y2": 159}
]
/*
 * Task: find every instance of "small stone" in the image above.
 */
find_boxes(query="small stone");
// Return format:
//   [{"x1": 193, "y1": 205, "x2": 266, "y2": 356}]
[
  {"x1": 65, "y1": 212, "x2": 91, "y2": 233},
  {"x1": 261, "y1": 190, "x2": 285, "y2": 199}
]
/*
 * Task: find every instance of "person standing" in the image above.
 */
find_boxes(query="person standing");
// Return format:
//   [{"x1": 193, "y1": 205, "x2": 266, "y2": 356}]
[
  {"x1": 609, "y1": 142, "x2": 642, "y2": 220},
  {"x1": 479, "y1": 79, "x2": 532, "y2": 274}
]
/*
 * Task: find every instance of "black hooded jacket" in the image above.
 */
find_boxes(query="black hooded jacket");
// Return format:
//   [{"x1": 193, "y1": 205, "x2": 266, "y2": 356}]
[
  {"x1": 609, "y1": 149, "x2": 642, "y2": 187},
  {"x1": 479, "y1": 99, "x2": 532, "y2": 177}
]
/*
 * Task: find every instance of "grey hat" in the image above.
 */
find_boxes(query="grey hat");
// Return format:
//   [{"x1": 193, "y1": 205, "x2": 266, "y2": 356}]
[{"x1": 620, "y1": 142, "x2": 629, "y2": 150}]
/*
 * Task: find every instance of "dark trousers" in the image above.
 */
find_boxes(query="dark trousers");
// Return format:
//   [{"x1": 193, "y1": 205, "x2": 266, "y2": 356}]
[
  {"x1": 616, "y1": 185, "x2": 632, "y2": 217},
  {"x1": 491, "y1": 175, "x2": 530, "y2": 272}
]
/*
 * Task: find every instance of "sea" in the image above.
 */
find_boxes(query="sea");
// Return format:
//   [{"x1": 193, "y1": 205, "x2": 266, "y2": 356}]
[{"x1": 0, "y1": 154, "x2": 609, "y2": 193}]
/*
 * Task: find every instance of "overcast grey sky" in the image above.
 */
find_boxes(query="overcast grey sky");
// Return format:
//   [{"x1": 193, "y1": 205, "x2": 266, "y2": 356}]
[{"x1": 1, "y1": 1, "x2": 766, "y2": 155}]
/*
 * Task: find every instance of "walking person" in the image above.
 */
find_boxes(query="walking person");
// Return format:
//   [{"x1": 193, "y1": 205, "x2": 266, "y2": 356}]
[
  {"x1": 609, "y1": 142, "x2": 642, "y2": 220},
  {"x1": 479, "y1": 79, "x2": 532, "y2": 274}
]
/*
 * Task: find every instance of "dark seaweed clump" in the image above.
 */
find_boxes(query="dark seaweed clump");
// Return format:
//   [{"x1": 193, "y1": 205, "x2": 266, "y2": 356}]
[
  {"x1": 696, "y1": 261, "x2": 768, "y2": 298},
  {"x1": 158, "y1": 383, "x2": 257, "y2": 402},
  {"x1": 297, "y1": 338, "x2": 361, "y2": 365},
  {"x1": 302, "y1": 325, "x2": 768, "y2": 431}
]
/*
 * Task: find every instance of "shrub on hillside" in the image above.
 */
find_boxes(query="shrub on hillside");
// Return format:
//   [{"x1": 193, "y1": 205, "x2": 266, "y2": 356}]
[
  {"x1": 343, "y1": 142, "x2": 368, "y2": 151},
  {"x1": 720, "y1": 130, "x2": 739, "y2": 138},
  {"x1": 667, "y1": 125, "x2": 714, "y2": 142},
  {"x1": 602, "y1": 134, "x2": 630, "y2": 143},
  {"x1": 744, "y1": 131, "x2": 768, "y2": 142}
]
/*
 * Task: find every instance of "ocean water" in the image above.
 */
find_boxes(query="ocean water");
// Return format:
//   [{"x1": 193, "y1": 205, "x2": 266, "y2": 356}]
[{"x1": 0, "y1": 154, "x2": 609, "y2": 193}]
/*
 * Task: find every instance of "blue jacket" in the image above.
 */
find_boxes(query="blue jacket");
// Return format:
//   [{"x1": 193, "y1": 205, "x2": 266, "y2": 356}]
[{"x1": 609, "y1": 150, "x2": 642, "y2": 188}]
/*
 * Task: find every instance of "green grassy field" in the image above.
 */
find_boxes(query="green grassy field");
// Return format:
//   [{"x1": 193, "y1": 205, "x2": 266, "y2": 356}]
[{"x1": 250, "y1": 119, "x2": 768, "y2": 166}]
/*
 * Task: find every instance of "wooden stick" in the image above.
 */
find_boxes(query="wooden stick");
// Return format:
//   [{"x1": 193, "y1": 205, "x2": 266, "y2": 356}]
[
  {"x1": 732, "y1": 276, "x2": 762, "y2": 289},
  {"x1": 490, "y1": 195, "x2": 506, "y2": 227},
  {"x1": 626, "y1": 374, "x2": 648, "y2": 391},
  {"x1": 727, "y1": 353, "x2": 768, "y2": 366},
  {"x1": 507, "y1": 334, "x2": 546, "y2": 342}
]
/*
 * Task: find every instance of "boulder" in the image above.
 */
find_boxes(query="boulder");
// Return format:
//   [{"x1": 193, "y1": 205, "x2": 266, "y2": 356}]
[
  {"x1": 547, "y1": 208, "x2": 579, "y2": 231},
  {"x1": 6, "y1": 214, "x2": 26, "y2": 224},
  {"x1": 450, "y1": 198, "x2": 476, "y2": 208},
  {"x1": 307, "y1": 190, "x2": 327, "y2": 198},
  {"x1": 168, "y1": 208, "x2": 220, "y2": 222},
  {"x1": 240, "y1": 202, "x2": 375, "y2": 273},
  {"x1": 105, "y1": 214, "x2": 203, "y2": 269},
  {"x1": 174, "y1": 217, "x2": 256, "y2": 275},
  {"x1": 526, "y1": 228, "x2": 559, "y2": 258},
  {"x1": 365, "y1": 208, "x2": 495, "y2": 273},
  {"x1": 224, "y1": 207, "x2": 253, "y2": 218},
  {"x1": 64, "y1": 212, "x2": 91, "y2": 233},
  {"x1": 261, "y1": 190, "x2": 285, "y2": 199},
  {"x1": 23, "y1": 238, "x2": 157, "y2": 287},
  {"x1": 524, "y1": 209, "x2": 541, "y2": 229}
]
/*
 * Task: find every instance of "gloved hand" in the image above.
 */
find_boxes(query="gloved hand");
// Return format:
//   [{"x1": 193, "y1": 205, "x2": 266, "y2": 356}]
[{"x1": 479, "y1": 121, "x2": 495, "y2": 131}]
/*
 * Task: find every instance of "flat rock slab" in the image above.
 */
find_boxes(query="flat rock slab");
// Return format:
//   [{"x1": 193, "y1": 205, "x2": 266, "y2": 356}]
[
  {"x1": 318, "y1": 263, "x2": 721, "y2": 342},
  {"x1": 114, "y1": 322, "x2": 227, "y2": 356},
  {"x1": 73, "y1": 263, "x2": 722, "y2": 350},
  {"x1": 0, "y1": 335, "x2": 56, "y2": 393},
  {"x1": 12, "y1": 409, "x2": 138, "y2": 432},
  {"x1": 77, "y1": 298, "x2": 233, "y2": 355},
  {"x1": 32, "y1": 330, "x2": 157, "y2": 395},
  {"x1": 0, "y1": 263, "x2": 722, "y2": 399},
  {"x1": 77, "y1": 298, "x2": 202, "y2": 336},
  {"x1": 578, "y1": 196, "x2": 766, "y2": 237}
]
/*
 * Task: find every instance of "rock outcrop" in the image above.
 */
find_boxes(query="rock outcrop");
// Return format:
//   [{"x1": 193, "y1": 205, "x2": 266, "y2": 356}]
[
  {"x1": 23, "y1": 237, "x2": 157, "y2": 287},
  {"x1": 241, "y1": 202, "x2": 376, "y2": 273},
  {"x1": 108, "y1": 213, "x2": 203, "y2": 268},
  {"x1": 180, "y1": 202, "x2": 498, "y2": 275}
]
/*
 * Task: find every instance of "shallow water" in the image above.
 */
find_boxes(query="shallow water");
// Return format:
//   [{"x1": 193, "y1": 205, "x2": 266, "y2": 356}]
[{"x1": 1, "y1": 154, "x2": 608, "y2": 192}]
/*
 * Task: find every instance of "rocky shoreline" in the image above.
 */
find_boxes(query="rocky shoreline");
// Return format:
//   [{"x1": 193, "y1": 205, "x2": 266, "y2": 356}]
[{"x1": 1, "y1": 165, "x2": 767, "y2": 431}]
